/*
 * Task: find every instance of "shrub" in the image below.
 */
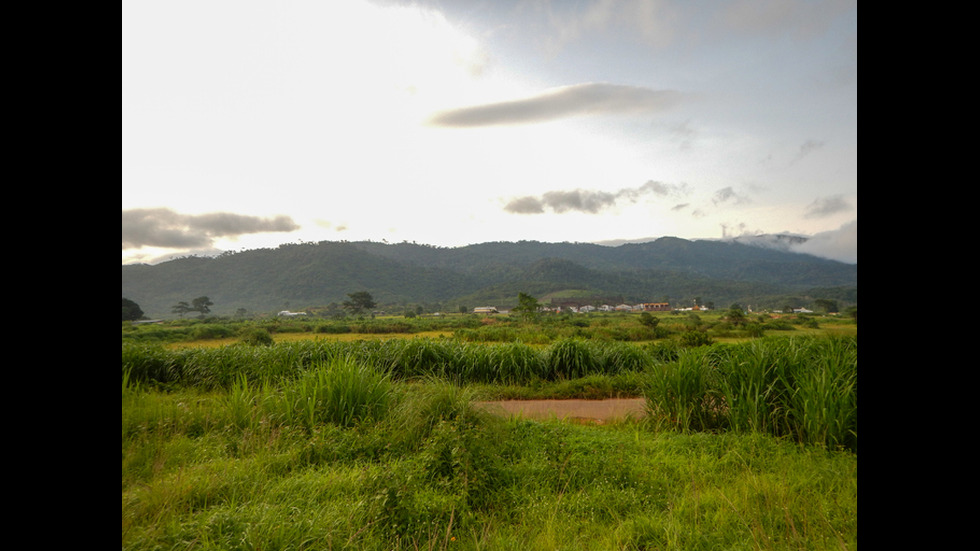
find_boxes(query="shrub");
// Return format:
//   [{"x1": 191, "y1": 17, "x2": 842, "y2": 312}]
[
  {"x1": 743, "y1": 323, "x2": 766, "y2": 338},
  {"x1": 765, "y1": 320, "x2": 795, "y2": 331},
  {"x1": 190, "y1": 324, "x2": 236, "y2": 340},
  {"x1": 680, "y1": 330, "x2": 713, "y2": 347},
  {"x1": 239, "y1": 327, "x2": 274, "y2": 346},
  {"x1": 314, "y1": 323, "x2": 351, "y2": 334}
]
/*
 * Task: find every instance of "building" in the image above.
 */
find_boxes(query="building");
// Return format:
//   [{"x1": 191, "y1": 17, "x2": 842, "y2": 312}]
[
  {"x1": 641, "y1": 302, "x2": 671, "y2": 312},
  {"x1": 473, "y1": 306, "x2": 499, "y2": 314}
]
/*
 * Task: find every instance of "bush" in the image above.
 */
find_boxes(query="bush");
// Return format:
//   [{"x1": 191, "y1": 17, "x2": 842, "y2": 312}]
[
  {"x1": 190, "y1": 324, "x2": 236, "y2": 340},
  {"x1": 239, "y1": 328, "x2": 274, "y2": 346},
  {"x1": 680, "y1": 330, "x2": 713, "y2": 347},
  {"x1": 315, "y1": 323, "x2": 352, "y2": 334},
  {"x1": 765, "y1": 320, "x2": 795, "y2": 331}
]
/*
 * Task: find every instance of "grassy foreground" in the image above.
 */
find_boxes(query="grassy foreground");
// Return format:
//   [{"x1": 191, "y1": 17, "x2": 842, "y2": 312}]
[{"x1": 123, "y1": 347, "x2": 857, "y2": 550}]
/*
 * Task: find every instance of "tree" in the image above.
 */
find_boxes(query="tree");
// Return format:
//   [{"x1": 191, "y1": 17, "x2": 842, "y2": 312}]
[
  {"x1": 725, "y1": 303, "x2": 747, "y2": 326},
  {"x1": 171, "y1": 296, "x2": 213, "y2": 318},
  {"x1": 813, "y1": 298, "x2": 839, "y2": 313},
  {"x1": 172, "y1": 301, "x2": 191, "y2": 318},
  {"x1": 638, "y1": 312, "x2": 659, "y2": 328},
  {"x1": 122, "y1": 298, "x2": 144, "y2": 321},
  {"x1": 512, "y1": 292, "x2": 540, "y2": 321},
  {"x1": 191, "y1": 296, "x2": 214, "y2": 315},
  {"x1": 343, "y1": 291, "x2": 376, "y2": 316}
]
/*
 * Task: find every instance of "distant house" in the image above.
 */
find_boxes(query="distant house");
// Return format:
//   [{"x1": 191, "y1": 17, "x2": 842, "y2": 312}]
[
  {"x1": 641, "y1": 302, "x2": 671, "y2": 312},
  {"x1": 277, "y1": 310, "x2": 307, "y2": 317},
  {"x1": 473, "y1": 306, "x2": 498, "y2": 314}
]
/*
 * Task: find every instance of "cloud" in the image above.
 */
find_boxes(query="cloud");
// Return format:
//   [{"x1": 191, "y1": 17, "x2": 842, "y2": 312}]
[
  {"x1": 427, "y1": 82, "x2": 682, "y2": 127},
  {"x1": 122, "y1": 208, "x2": 299, "y2": 250},
  {"x1": 803, "y1": 195, "x2": 850, "y2": 218},
  {"x1": 503, "y1": 196, "x2": 546, "y2": 214},
  {"x1": 711, "y1": 186, "x2": 749, "y2": 205},
  {"x1": 504, "y1": 180, "x2": 688, "y2": 215},
  {"x1": 792, "y1": 139, "x2": 826, "y2": 163},
  {"x1": 791, "y1": 220, "x2": 857, "y2": 264}
]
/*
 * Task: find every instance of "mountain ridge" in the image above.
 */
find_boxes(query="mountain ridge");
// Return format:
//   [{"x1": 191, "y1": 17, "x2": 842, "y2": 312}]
[{"x1": 122, "y1": 236, "x2": 857, "y2": 318}]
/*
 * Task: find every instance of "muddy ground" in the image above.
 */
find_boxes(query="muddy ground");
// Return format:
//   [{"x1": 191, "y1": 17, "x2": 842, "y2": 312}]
[{"x1": 475, "y1": 398, "x2": 647, "y2": 425}]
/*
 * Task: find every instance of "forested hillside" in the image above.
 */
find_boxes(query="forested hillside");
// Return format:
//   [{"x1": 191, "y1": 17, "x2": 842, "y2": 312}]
[{"x1": 122, "y1": 238, "x2": 857, "y2": 318}]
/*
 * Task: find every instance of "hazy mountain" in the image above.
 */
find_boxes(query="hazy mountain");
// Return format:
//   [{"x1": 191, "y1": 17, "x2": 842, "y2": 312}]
[{"x1": 122, "y1": 237, "x2": 857, "y2": 319}]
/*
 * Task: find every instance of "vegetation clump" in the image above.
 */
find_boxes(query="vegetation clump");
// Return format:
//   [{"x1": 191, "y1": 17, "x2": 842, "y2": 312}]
[{"x1": 239, "y1": 327, "x2": 274, "y2": 346}]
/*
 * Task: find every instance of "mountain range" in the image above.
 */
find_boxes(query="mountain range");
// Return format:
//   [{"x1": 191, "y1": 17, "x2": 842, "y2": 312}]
[{"x1": 121, "y1": 236, "x2": 857, "y2": 319}]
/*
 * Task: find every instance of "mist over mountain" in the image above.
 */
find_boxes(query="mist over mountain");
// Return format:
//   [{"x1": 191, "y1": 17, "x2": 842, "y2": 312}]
[{"x1": 122, "y1": 237, "x2": 857, "y2": 319}]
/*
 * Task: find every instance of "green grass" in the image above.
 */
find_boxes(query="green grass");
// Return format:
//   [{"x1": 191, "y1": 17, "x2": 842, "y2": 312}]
[
  {"x1": 123, "y1": 376, "x2": 856, "y2": 550},
  {"x1": 123, "y1": 332, "x2": 857, "y2": 549}
]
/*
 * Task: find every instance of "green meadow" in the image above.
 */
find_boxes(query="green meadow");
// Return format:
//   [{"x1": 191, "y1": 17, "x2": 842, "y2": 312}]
[{"x1": 123, "y1": 311, "x2": 857, "y2": 550}]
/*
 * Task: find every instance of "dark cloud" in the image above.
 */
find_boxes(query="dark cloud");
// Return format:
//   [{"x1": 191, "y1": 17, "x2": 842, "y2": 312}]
[
  {"x1": 122, "y1": 208, "x2": 299, "y2": 249},
  {"x1": 427, "y1": 82, "x2": 682, "y2": 127},
  {"x1": 504, "y1": 180, "x2": 687, "y2": 215},
  {"x1": 803, "y1": 195, "x2": 850, "y2": 218}
]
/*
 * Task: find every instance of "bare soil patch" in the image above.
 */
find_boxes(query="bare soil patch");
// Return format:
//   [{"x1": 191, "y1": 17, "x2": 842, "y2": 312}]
[{"x1": 475, "y1": 398, "x2": 647, "y2": 425}]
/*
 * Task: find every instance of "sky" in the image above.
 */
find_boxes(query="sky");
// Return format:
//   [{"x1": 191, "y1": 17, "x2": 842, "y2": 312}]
[{"x1": 122, "y1": 0, "x2": 857, "y2": 265}]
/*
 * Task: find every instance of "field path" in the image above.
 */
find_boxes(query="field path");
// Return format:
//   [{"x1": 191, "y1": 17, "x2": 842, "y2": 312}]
[{"x1": 475, "y1": 398, "x2": 647, "y2": 425}]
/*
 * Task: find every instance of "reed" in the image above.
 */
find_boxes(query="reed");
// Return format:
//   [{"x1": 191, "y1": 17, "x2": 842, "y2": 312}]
[
  {"x1": 276, "y1": 356, "x2": 394, "y2": 430},
  {"x1": 781, "y1": 337, "x2": 857, "y2": 451},
  {"x1": 643, "y1": 336, "x2": 858, "y2": 451},
  {"x1": 546, "y1": 338, "x2": 601, "y2": 380},
  {"x1": 645, "y1": 346, "x2": 726, "y2": 432}
]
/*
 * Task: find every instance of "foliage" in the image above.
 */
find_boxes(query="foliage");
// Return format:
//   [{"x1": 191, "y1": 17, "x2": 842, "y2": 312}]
[
  {"x1": 239, "y1": 327, "x2": 274, "y2": 346},
  {"x1": 280, "y1": 357, "x2": 394, "y2": 429},
  {"x1": 511, "y1": 292, "x2": 540, "y2": 321},
  {"x1": 171, "y1": 296, "x2": 214, "y2": 318},
  {"x1": 191, "y1": 296, "x2": 213, "y2": 314},
  {"x1": 343, "y1": 291, "x2": 377, "y2": 315},
  {"x1": 643, "y1": 336, "x2": 858, "y2": 451},
  {"x1": 122, "y1": 297, "x2": 144, "y2": 321},
  {"x1": 638, "y1": 312, "x2": 659, "y2": 328},
  {"x1": 679, "y1": 329, "x2": 714, "y2": 347}
]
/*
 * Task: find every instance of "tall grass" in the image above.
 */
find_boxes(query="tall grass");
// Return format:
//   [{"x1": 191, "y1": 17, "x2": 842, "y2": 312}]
[
  {"x1": 277, "y1": 356, "x2": 395, "y2": 430},
  {"x1": 124, "y1": 386, "x2": 857, "y2": 550},
  {"x1": 645, "y1": 346, "x2": 726, "y2": 433},
  {"x1": 546, "y1": 338, "x2": 600, "y2": 379},
  {"x1": 122, "y1": 335, "x2": 857, "y2": 450},
  {"x1": 644, "y1": 336, "x2": 857, "y2": 451}
]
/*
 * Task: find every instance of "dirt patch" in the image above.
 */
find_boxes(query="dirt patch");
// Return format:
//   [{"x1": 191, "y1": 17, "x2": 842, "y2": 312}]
[{"x1": 475, "y1": 398, "x2": 648, "y2": 425}]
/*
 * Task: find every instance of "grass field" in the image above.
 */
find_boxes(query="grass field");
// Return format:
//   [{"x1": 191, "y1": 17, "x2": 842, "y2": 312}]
[{"x1": 123, "y1": 311, "x2": 857, "y2": 549}]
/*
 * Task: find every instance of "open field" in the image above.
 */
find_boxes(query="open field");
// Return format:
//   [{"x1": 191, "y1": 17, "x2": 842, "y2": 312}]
[{"x1": 123, "y1": 312, "x2": 857, "y2": 549}]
